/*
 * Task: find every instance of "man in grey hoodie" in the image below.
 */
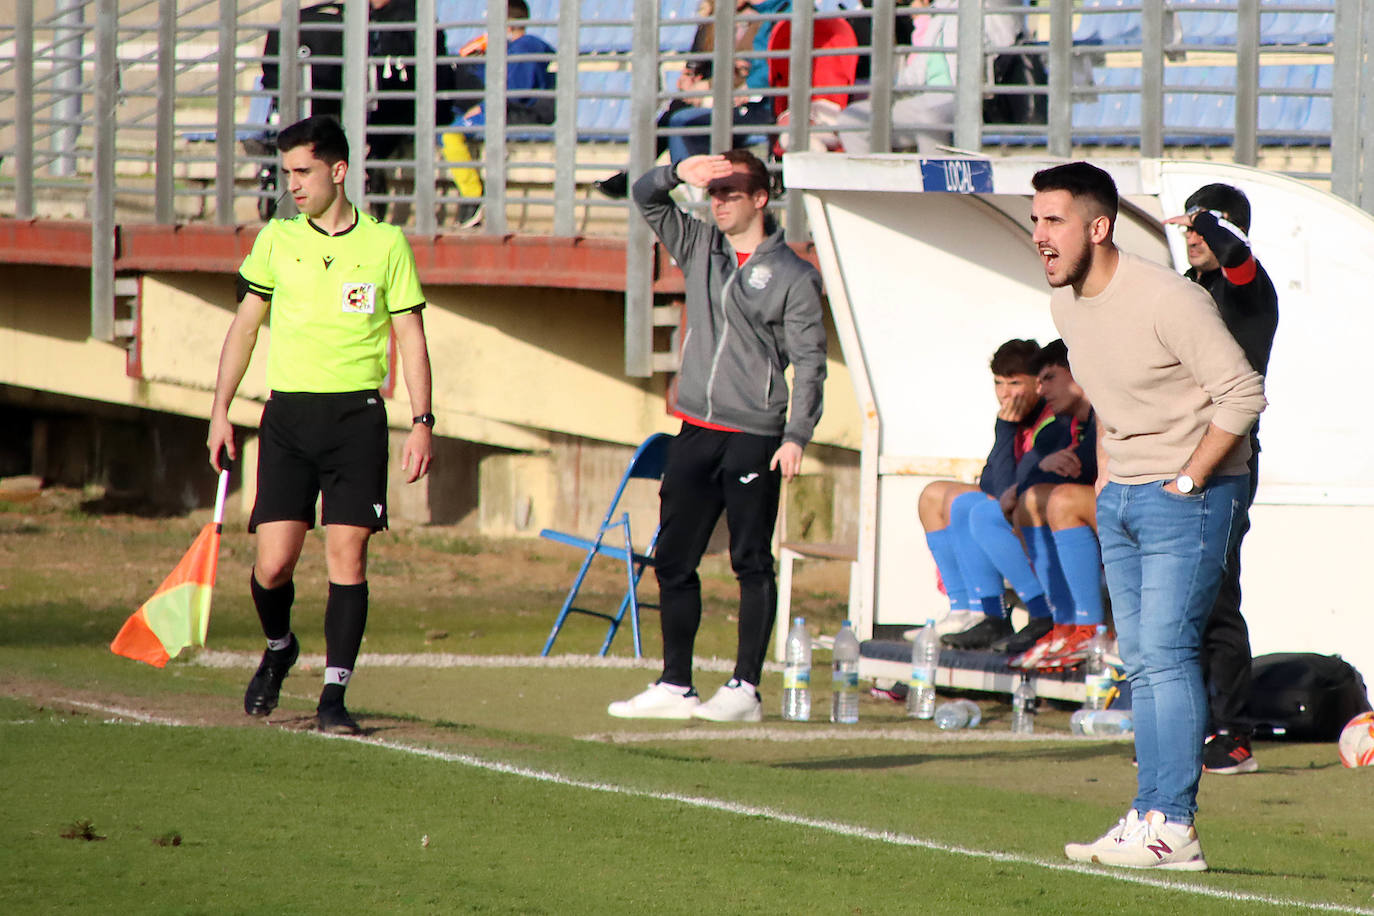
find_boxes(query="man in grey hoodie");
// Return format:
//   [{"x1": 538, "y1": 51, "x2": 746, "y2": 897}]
[{"x1": 609, "y1": 151, "x2": 828, "y2": 722}]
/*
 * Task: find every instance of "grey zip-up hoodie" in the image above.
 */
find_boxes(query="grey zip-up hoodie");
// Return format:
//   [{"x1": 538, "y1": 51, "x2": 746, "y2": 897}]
[{"x1": 633, "y1": 165, "x2": 827, "y2": 446}]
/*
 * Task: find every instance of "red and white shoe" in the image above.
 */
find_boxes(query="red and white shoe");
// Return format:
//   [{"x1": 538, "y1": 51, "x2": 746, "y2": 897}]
[
  {"x1": 1009, "y1": 623, "x2": 1072, "y2": 669},
  {"x1": 1036, "y1": 624, "x2": 1100, "y2": 670}
]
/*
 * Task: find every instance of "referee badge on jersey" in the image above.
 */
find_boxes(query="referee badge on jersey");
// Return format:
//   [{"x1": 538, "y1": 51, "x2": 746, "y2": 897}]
[{"x1": 341, "y1": 282, "x2": 377, "y2": 314}]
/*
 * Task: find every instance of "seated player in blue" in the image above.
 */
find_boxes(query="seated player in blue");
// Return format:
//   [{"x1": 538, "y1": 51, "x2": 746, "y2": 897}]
[
  {"x1": 917, "y1": 339, "x2": 1049, "y2": 641},
  {"x1": 1003, "y1": 339, "x2": 1105, "y2": 669},
  {"x1": 944, "y1": 339, "x2": 1095, "y2": 650}
]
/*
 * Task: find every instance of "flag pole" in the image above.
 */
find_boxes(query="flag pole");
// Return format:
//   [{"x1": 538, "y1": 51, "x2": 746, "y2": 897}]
[{"x1": 212, "y1": 467, "x2": 230, "y2": 531}]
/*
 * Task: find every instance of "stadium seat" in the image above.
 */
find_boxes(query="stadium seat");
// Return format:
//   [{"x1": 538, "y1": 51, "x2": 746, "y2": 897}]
[
  {"x1": 1163, "y1": 65, "x2": 1235, "y2": 146},
  {"x1": 538, "y1": 432, "x2": 673, "y2": 657},
  {"x1": 1259, "y1": 64, "x2": 1316, "y2": 144},
  {"x1": 659, "y1": 0, "x2": 701, "y2": 54},
  {"x1": 1072, "y1": 65, "x2": 1141, "y2": 145},
  {"x1": 1175, "y1": 0, "x2": 1235, "y2": 47},
  {"x1": 1300, "y1": 62, "x2": 1334, "y2": 137},
  {"x1": 575, "y1": 67, "x2": 633, "y2": 141},
  {"x1": 1073, "y1": 0, "x2": 1141, "y2": 47}
]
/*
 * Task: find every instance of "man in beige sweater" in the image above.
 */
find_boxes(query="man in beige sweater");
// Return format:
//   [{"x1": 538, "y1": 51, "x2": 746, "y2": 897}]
[{"x1": 1029, "y1": 162, "x2": 1265, "y2": 872}]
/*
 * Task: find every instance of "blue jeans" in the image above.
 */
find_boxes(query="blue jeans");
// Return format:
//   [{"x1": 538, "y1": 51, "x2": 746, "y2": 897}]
[
  {"x1": 665, "y1": 102, "x2": 775, "y2": 164},
  {"x1": 1096, "y1": 476, "x2": 1247, "y2": 824}
]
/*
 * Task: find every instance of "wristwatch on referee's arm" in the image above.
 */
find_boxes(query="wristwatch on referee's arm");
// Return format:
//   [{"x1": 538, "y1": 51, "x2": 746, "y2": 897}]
[{"x1": 412, "y1": 412, "x2": 435, "y2": 429}]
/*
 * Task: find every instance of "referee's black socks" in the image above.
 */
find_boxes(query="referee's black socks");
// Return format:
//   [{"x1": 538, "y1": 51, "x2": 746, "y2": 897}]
[
  {"x1": 251, "y1": 571, "x2": 295, "y2": 647},
  {"x1": 321, "y1": 581, "x2": 369, "y2": 708}
]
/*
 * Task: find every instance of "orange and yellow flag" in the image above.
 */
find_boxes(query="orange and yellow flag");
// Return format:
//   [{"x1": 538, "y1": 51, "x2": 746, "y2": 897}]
[{"x1": 110, "y1": 522, "x2": 221, "y2": 667}]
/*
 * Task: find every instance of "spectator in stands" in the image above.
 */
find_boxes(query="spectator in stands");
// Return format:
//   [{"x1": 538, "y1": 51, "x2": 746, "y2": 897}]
[
  {"x1": 1163, "y1": 184, "x2": 1279, "y2": 776},
  {"x1": 609, "y1": 151, "x2": 826, "y2": 722},
  {"x1": 366, "y1": 0, "x2": 455, "y2": 217},
  {"x1": 916, "y1": 339, "x2": 1048, "y2": 643},
  {"x1": 1004, "y1": 339, "x2": 1104, "y2": 669},
  {"x1": 440, "y1": 0, "x2": 556, "y2": 227},
  {"x1": 595, "y1": 57, "x2": 719, "y2": 199},
  {"x1": 1035, "y1": 161, "x2": 1265, "y2": 871},
  {"x1": 661, "y1": 1, "x2": 784, "y2": 165},
  {"x1": 596, "y1": 0, "x2": 791, "y2": 199},
  {"x1": 833, "y1": 0, "x2": 1020, "y2": 154},
  {"x1": 843, "y1": 0, "x2": 916, "y2": 86}
]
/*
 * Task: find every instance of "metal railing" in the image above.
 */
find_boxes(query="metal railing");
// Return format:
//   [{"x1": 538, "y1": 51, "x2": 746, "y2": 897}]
[{"x1": 0, "y1": 0, "x2": 1369, "y2": 374}]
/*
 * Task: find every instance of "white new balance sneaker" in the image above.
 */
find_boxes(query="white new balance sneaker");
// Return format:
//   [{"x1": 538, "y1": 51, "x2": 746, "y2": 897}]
[
  {"x1": 934, "y1": 609, "x2": 983, "y2": 637},
  {"x1": 1065, "y1": 809, "x2": 1145, "y2": 863},
  {"x1": 691, "y1": 679, "x2": 763, "y2": 722},
  {"x1": 1067, "y1": 810, "x2": 1208, "y2": 871},
  {"x1": 607, "y1": 682, "x2": 700, "y2": 719}
]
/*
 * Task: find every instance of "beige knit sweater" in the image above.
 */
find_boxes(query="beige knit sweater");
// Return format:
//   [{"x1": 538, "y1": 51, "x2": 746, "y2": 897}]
[{"x1": 1051, "y1": 251, "x2": 1267, "y2": 484}]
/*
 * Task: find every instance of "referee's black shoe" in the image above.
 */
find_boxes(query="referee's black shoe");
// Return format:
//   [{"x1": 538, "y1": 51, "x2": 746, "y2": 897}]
[
  {"x1": 244, "y1": 635, "x2": 299, "y2": 717},
  {"x1": 316, "y1": 701, "x2": 362, "y2": 736}
]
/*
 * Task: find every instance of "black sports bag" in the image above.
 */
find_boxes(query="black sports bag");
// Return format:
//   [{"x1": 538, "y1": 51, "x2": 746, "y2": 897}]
[{"x1": 1236, "y1": 652, "x2": 1372, "y2": 740}]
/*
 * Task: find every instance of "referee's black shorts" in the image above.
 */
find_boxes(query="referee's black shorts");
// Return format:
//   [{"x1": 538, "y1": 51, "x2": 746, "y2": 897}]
[{"x1": 249, "y1": 390, "x2": 389, "y2": 532}]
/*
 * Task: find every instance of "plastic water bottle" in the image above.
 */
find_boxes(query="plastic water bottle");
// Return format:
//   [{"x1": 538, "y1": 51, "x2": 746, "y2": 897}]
[
  {"x1": 1011, "y1": 674, "x2": 1036, "y2": 734},
  {"x1": 934, "y1": 698, "x2": 983, "y2": 730},
  {"x1": 1070, "y1": 708, "x2": 1134, "y2": 736},
  {"x1": 783, "y1": 617, "x2": 812, "y2": 721},
  {"x1": 907, "y1": 618, "x2": 939, "y2": 720},
  {"x1": 830, "y1": 621, "x2": 861, "y2": 724},
  {"x1": 1083, "y1": 625, "x2": 1113, "y2": 711}
]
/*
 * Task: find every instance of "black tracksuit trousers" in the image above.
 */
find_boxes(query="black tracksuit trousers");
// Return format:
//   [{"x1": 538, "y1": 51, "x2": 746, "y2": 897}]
[
  {"x1": 655, "y1": 423, "x2": 782, "y2": 690},
  {"x1": 1203, "y1": 448, "x2": 1259, "y2": 734}
]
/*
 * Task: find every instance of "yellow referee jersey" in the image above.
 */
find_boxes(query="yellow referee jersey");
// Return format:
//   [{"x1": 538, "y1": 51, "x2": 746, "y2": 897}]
[{"x1": 239, "y1": 210, "x2": 426, "y2": 392}]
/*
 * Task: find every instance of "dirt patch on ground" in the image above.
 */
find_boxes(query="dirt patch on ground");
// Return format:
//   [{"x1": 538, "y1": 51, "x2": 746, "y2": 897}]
[{"x1": 0, "y1": 669, "x2": 524, "y2": 752}]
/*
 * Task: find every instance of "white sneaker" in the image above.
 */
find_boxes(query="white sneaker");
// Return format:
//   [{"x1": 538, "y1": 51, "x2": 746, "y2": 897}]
[
  {"x1": 1067, "y1": 810, "x2": 1208, "y2": 871},
  {"x1": 691, "y1": 679, "x2": 763, "y2": 723},
  {"x1": 1065, "y1": 809, "x2": 1145, "y2": 863},
  {"x1": 607, "y1": 682, "x2": 700, "y2": 719},
  {"x1": 934, "y1": 609, "x2": 983, "y2": 637}
]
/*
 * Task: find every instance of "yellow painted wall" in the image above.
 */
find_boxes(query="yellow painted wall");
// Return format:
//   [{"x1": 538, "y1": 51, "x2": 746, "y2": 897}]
[{"x1": 0, "y1": 262, "x2": 862, "y2": 532}]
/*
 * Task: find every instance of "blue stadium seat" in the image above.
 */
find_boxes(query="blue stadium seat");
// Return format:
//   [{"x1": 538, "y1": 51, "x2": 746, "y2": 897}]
[
  {"x1": 659, "y1": 0, "x2": 702, "y2": 54},
  {"x1": 575, "y1": 68, "x2": 633, "y2": 141},
  {"x1": 1074, "y1": 0, "x2": 1141, "y2": 46},
  {"x1": 1300, "y1": 62, "x2": 1333, "y2": 136},
  {"x1": 1163, "y1": 65, "x2": 1235, "y2": 145},
  {"x1": 1270, "y1": 10, "x2": 1336, "y2": 45},
  {"x1": 1175, "y1": 0, "x2": 1234, "y2": 47},
  {"x1": 1072, "y1": 65, "x2": 1141, "y2": 145},
  {"x1": 1258, "y1": 64, "x2": 1316, "y2": 143}
]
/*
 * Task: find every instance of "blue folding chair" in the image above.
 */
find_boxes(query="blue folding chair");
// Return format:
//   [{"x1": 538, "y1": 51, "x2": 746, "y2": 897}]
[{"x1": 539, "y1": 432, "x2": 674, "y2": 656}]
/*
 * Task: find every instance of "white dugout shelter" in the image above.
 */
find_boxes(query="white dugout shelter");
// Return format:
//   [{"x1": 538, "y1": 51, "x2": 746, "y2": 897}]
[{"x1": 784, "y1": 153, "x2": 1374, "y2": 693}]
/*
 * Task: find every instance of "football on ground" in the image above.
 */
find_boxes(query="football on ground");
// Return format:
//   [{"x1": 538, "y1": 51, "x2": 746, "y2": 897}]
[{"x1": 1337, "y1": 710, "x2": 1374, "y2": 768}]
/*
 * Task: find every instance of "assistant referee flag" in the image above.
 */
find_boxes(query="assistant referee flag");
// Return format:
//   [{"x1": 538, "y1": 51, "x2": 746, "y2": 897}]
[{"x1": 111, "y1": 465, "x2": 231, "y2": 667}]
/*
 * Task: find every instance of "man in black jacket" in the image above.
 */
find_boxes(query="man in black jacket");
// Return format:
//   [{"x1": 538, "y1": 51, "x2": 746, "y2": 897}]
[
  {"x1": 1164, "y1": 183, "x2": 1280, "y2": 775},
  {"x1": 608, "y1": 151, "x2": 827, "y2": 722}
]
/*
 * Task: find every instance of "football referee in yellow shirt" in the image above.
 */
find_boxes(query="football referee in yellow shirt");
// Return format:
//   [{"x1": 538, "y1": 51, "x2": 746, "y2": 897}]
[{"x1": 207, "y1": 115, "x2": 435, "y2": 735}]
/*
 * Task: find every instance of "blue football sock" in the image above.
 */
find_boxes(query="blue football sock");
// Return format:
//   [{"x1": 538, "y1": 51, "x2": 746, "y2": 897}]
[
  {"x1": 949, "y1": 492, "x2": 1005, "y2": 615},
  {"x1": 980, "y1": 594, "x2": 1007, "y2": 618},
  {"x1": 1023, "y1": 525, "x2": 1075, "y2": 624},
  {"x1": 925, "y1": 528, "x2": 974, "y2": 611},
  {"x1": 1052, "y1": 525, "x2": 1105, "y2": 626},
  {"x1": 967, "y1": 497, "x2": 1048, "y2": 613}
]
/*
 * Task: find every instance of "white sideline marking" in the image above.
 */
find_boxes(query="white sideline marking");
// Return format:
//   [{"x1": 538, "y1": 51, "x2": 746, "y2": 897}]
[
  {"x1": 190, "y1": 650, "x2": 773, "y2": 673},
  {"x1": 50, "y1": 699, "x2": 1373, "y2": 914},
  {"x1": 580, "y1": 726, "x2": 1124, "y2": 744},
  {"x1": 63, "y1": 699, "x2": 188, "y2": 727}
]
